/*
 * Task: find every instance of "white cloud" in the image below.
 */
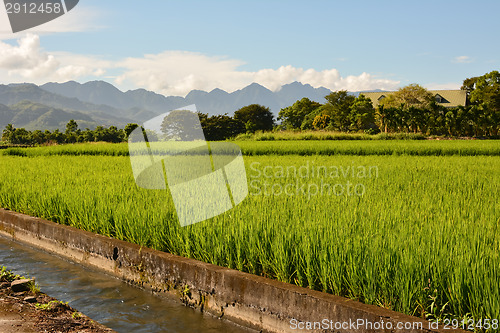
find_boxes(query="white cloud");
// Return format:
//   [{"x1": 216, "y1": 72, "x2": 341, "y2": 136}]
[
  {"x1": 0, "y1": 34, "x2": 109, "y2": 83},
  {"x1": 452, "y1": 56, "x2": 473, "y2": 64},
  {"x1": 115, "y1": 51, "x2": 250, "y2": 96},
  {"x1": 0, "y1": 34, "x2": 59, "y2": 77},
  {"x1": 115, "y1": 52, "x2": 400, "y2": 96},
  {"x1": 0, "y1": 34, "x2": 400, "y2": 96}
]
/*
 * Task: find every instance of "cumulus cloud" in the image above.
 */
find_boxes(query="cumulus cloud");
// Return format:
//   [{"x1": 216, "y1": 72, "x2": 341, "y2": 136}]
[
  {"x1": 115, "y1": 51, "x2": 251, "y2": 96},
  {"x1": 452, "y1": 56, "x2": 473, "y2": 64},
  {"x1": 0, "y1": 34, "x2": 109, "y2": 82},
  {"x1": 0, "y1": 34, "x2": 59, "y2": 77},
  {"x1": 115, "y1": 52, "x2": 400, "y2": 96},
  {"x1": 0, "y1": 34, "x2": 399, "y2": 96}
]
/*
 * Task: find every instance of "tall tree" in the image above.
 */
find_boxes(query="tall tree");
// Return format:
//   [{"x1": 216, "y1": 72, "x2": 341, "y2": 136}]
[
  {"x1": 199, "y1": 113, "x2": 245, "y2": 140},
  {"x1": 124, "y1": 123, "x2": 139, "y2": 138},
  {"x1": 161, "y1": 110, "x2": 203, "y2": 141},
  {"x1": 65, "y1": 119, "x2": 78, "y2": 134},
  {"x1": 467, "y1": 71, "x2": 500, "y2": 135},
  {"x1": 378, "y1": 84, "x2": 434, "y2": 133},
  {"x1": 324, "y1": 90, "x2": 356, "y2": 131},
  {"x1": 380, "y1": 84, "x2": 434, "y2": 110},
  {"x1": 278, "y1": 98, "x2": 321, "y2": 129},
  {"x1": 2, "y1": 124, "x2": 15, "y2": 143},
  {"x1": 349, "y1": 94, "x2": 376, "y2": 131},
  {"x1": 234, "y1": 104, "x2": 274, "y2": 133}
]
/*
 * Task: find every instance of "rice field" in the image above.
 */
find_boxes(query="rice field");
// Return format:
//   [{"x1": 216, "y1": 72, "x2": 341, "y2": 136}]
[
  {"x1": 1, "y1": 139, "x2": 499, "y2": 157},
  {"x1": 0, "y1": 141, "x2": 499, "y2": 326}
]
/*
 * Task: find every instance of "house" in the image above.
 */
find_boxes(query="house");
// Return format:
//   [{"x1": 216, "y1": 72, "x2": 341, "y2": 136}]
[{"x1": 362, "y1": 90, "x2": 467, "y2": 108}]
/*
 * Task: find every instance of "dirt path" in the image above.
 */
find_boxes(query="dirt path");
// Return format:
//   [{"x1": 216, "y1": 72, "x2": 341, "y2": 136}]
[{"x1": 0, "y1": 271, "x2": 115, "y2": 333}]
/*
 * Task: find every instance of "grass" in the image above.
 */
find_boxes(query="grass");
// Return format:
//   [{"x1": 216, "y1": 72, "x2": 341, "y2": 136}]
[
  {"x1": 0, "y1": 266, "x2": 40, "y2": 293},
  {"x1": 1, "y1": 140, "x2": 499, "y2": 157},
  {"x1": 0, "y1": 142, "x2": 499, "y2": 326},
  {"x1": 234, "y1": 130, "x2": 429, "y2": 141},
  {"x1": 0, "y1": 266, "x2": 20, "y2": 282},
  {"x1": 35, "y1": 300, "x2": 69, "y2": 311}
]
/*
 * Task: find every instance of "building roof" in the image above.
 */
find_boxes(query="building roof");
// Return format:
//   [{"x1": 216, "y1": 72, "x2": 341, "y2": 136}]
[{"x1": 362, "y1": 90, "x2": 467, "y2": 108}]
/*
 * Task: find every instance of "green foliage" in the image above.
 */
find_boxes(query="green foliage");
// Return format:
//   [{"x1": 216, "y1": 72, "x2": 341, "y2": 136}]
[
  {"x1": 0, "y1": 266, "x2": 39, "y2": 293},
  {"x1": 380, "y1": 84, "x2": 434, "y2": 109},
  {"x1": 65, "y1": 119, "x2": 78, "y2": 134},
  {"x1": 198, "y1": 113, "x2": 245, "y2": 140},
  {"x1": 278, "y1": 98, "x2": 321, "y2": 129},
  {"x1": 35, "y1": 300, "x2": 68, "y2": 311},
  {"x1": 467, "y1": 71, "x2": 500, "y2": 136},
  {"x1": 234, "y1": 104, "x2": 275, "y2": 133},
  {"x1": 2, "y1": 140, "x2": 499, "y2": 158},
  {"x1": 124, "y1": 123, "x2": 139, "y2": 138},
  {"x1": 349, "y1": 94, "x2": 376, "y2": 131},
  {"x1": 0, "y1": 266, "x2": 19, "y2": 282},
  {"x1": 160, "y1": 110, "x2": 201, "y2": 141},
  {"x1": 72, "y1": 311, "x2": 82, "y2": 319},
  {"x1": 2, "y1": 120, "x2": 126, "y2": 145},
  {"x1": 0, "y1": 144, "x2": 498, "y2": 322},
  {"x1": 324, "y1": 90, "x2": 357, "y2": 131}
]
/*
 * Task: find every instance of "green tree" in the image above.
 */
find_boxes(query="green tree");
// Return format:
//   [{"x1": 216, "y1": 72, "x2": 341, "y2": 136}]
[
  {"x1": 199, "y1": 113, "x2": 245, "y2": 141},
  {"x1": 380, "y1": 84, "x2": 434, "y2": 110},
  {"x1": 79, "y1": 128, "x2": 94, "y2": 142},
  {"x1": 31, "y1": 130, "x2": 45, "y2": 145},
  {"x1": 349, "y1": 94, "x2": 376, "y2": 131},
  {"x1": 300, "y1": 105, "x2": 326, "y2": 130},
  {"x1": 2, "y1": 124, "x2": 15, "y2": 143},
  {"x1": 378, "y1": 84, "x2": 434, "y2": 133},
  {"x1": 65, "y1": 119, "x2": 78, "y2": 134},
  {"x1": 50, "y1": 129, "x2": 65, "y2": 144},
  {"x1": 234, "y1": 104, "x2": 274, "y2": 133},
  {"x1": 467, "y1": 71, "x2": 500, "y2": 135},
  {"x1": 278, "y1": 98, "x2": 321, "y2": 129},
  {"x1": 161, "y1": 110, "x2": 203, "y2": 141},
  {"x1": 324, "y1": 90, "x2": 356, "y2": 131},
  {"x1": 124, "y1": 123, "x2": 139, "y2": 138}
]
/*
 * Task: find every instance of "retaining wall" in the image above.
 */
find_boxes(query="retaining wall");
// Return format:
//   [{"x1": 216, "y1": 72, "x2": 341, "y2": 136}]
[{"x1": 0, "y1": 209, "x2": 466, "y2": 333}]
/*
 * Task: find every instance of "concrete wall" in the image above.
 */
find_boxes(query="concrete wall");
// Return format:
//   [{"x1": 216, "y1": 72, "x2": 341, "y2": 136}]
[{"x1": 0, "y1": 209, "x2": 466, "y2": 333}]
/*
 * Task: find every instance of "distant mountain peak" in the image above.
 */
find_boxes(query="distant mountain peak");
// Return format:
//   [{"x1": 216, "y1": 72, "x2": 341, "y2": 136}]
[
  {"x1": 235, "y1": 82, "x2": 270, "y2": 92},
  {"x1": 209, "y1": 88, "x2": 228, "y2": 94},
  {"x1": 82, "y1": 80, "x2": 122, "y2": 90},
  {"x1": 9, "y1": 80, "x2": 334, "y2": 128}
]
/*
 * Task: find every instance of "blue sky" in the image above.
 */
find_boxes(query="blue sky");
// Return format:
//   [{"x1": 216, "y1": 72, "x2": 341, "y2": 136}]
[{"x1": 0, "y1": 0, "x2": 498, "y2": 96}]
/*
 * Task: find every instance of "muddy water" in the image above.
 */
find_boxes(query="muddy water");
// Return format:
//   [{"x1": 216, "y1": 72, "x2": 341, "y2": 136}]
[{"x1": 0, "y1": 235, "x2": 253, "y2": 333}]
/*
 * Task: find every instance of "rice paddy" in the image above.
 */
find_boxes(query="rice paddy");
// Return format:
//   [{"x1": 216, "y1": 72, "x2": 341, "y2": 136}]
[{"x1": 0, "y1": 140, "x2": 499, "y2": 326}]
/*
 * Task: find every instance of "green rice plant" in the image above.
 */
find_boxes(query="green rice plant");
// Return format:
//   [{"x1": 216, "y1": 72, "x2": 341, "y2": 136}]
[
  {"x1": 235, "y1": 130, "x2": 430, "y2": 141},
  {"x1": 2, "y1": 140, "x2": 499, "y2": 158},
  {"x1": 0, "y1": 142, "x2": 498, "y2": 324}
]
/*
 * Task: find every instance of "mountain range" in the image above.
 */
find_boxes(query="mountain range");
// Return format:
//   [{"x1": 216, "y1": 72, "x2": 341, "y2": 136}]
[{"x1": 0, "y1": 80, "x2": 338, "y2": 131}]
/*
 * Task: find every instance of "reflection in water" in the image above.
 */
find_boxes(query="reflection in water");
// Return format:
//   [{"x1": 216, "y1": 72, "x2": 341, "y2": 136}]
[{"x1": 0, "y1": 236, "x2": 253, "y2": 333}]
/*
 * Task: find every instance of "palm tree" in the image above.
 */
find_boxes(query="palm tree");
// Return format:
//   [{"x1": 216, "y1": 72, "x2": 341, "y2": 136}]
[{"x1": 2, "y1": 124, "x2": 14, "y2": 143}]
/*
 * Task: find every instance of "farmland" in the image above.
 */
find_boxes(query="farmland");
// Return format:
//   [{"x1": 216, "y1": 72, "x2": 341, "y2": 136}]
[{"x1": 0, "y1": 140, "x2": 499, "y2": 324}]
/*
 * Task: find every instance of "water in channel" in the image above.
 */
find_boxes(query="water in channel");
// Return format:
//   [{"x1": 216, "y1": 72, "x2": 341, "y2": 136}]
[{"x1": 0, "y1": 235, "x2": 253, "y2": 333}]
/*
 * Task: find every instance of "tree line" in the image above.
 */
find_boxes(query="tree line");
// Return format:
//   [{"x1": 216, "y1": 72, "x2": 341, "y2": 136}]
[
  {"x1": 278, "y1": 71, "x2": 500, "y2": 137},
  {"x1": 2, "y1": 70, "x2": 499, "y2": 145},
  {"x1": 1, "y1": 121, "x2": 139, "y2": 145},
  {"x1": 1, "y1": 104, "x2": 276, "y2": 145}
]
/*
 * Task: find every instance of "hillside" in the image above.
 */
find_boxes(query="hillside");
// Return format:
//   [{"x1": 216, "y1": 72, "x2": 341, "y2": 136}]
[
  {"x1": 0, "y1": 101, "x2": 100, "y2": 131},
  {"x1": 1, "y1": 80, "x2": 339, "y2": 131}
]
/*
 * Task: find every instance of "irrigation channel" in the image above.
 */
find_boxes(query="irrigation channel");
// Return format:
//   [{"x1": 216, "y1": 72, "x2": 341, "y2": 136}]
[{"x1": 0, "y1": 235, "x2": 253, "y2": 333}]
